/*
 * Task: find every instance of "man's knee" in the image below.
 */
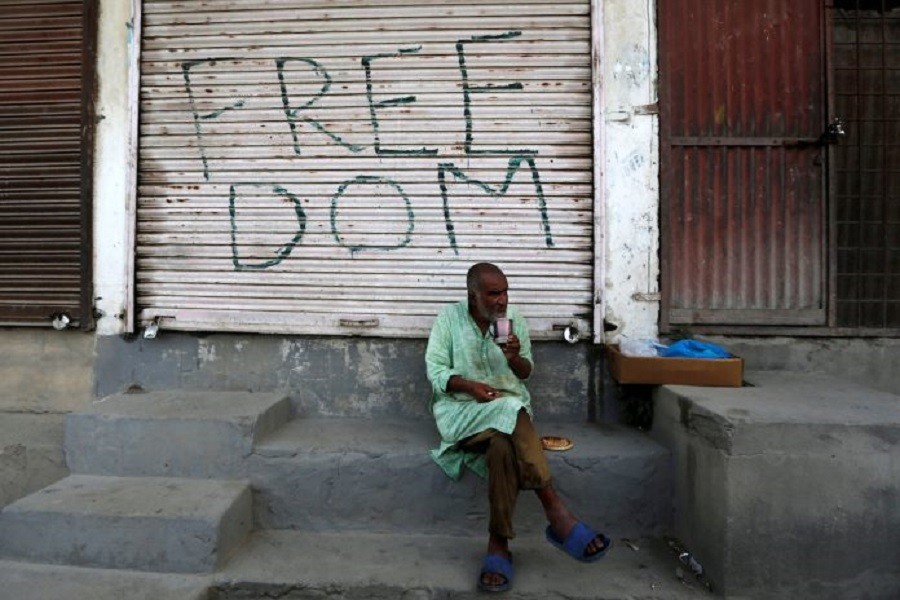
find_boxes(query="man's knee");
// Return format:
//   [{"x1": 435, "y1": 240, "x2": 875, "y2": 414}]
[
  {"x1": 511, "y1": 410, "x2": 551, "y2": 488},
  {"x1": 485, "y1": 433, "x2": 515, "y2": 468}
]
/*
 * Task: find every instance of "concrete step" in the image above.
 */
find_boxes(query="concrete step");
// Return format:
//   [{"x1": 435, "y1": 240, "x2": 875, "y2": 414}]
[
  {"x1": 249, "y1": 418, "x2": 673, "y2": 537},
  {"x1": 0, "y1": 412, "x2": 68, "y2": 509},
  {"x1": 0, "y1": 474, "x2": 252, "y2": 573},
  {"x1": 0, "y1": 560, "x2": 211, "y2": 600},
  {"x1": 652, "y1": 371, "x2": 900, "y2": 600},
  {"x1": 0, "y1": 532, "x2": 713, "y2": 600},
  {"x1": 213, "y1": 530, "x2": 712, "y2": 599},
  {"x1": 65, "y1": 391, "x2": 292, "y2": 478}
]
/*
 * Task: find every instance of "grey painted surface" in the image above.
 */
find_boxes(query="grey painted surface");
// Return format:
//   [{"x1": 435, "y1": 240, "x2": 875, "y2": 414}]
[
  {"x1": 0, "y1": 474, "x2": 252, "y2": 573},
  {"x1": 652, "y1": 371, "x2": 900, "y2": 600},
  {"x1": 65, "y1": 391, "x2": 291, "y2": 478},
  {"x1": 94, "y1": 333, "x2": 599, "y2": 422},
  {"x1": 93, "y1": 333, "x2": 900, "y2": 425},
  {"x1": 249, "y1": 418, "x2": 673, "y2": 537}
]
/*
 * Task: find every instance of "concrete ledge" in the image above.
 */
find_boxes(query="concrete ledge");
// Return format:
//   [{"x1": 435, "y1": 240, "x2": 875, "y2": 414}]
[
  {"x1": 0, "y1": 329, "x2": 95, "y2": 413},
  {"x1": 0, "y1": 475, "x2": 252, "y2": 573},
  {"x1": 705, "y1": 336, "x2": 900, "y2": 396},
  {"x1": 0, "y1": 560, "x2": 211, "y2": 600},
  {"x1": 65, "y1": 391, "x2": 292, "y2": 477},
  {"x1": 0, "y1": 413, "x2": 68, "y2": 509},
  {"x1": 94, "y1": 333, "x2": 597, "y2": 421},
  {"x1": 652, "y1": 371, "x2": 900, "y2": 599},
  {"x1": 214, "y1": 530, "x2": 710, "y2": 600},
  {"x1": 250, "y1": 418, "x2": 673, "y2": 538}
]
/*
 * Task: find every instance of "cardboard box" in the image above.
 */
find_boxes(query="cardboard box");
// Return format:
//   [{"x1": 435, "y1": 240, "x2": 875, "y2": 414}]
[{"x1": 606, "y1": 344, "x2": 744, "y2": 387}]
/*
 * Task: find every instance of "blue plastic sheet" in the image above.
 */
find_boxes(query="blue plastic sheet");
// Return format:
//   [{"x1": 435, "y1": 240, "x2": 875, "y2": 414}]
[{"x1": 659, "y1": 339, "x2": 731, "y2": 359}]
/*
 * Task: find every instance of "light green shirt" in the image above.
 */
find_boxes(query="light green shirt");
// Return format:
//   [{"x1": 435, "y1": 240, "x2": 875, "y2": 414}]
[{"x1": 425, "y1": 300, "x2": 533, "y2": 479}]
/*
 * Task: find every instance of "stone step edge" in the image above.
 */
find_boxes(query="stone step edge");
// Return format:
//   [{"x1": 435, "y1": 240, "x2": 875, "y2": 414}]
[
  {"x1": 253, "y1": 417, "x2": 669, "y2": 459},
  {"x1": 0, "y1": 559, "x2": 212, "y2": 600},
  {"x1": 0, "y1": 474, "x2": 253, "y2": 574}
]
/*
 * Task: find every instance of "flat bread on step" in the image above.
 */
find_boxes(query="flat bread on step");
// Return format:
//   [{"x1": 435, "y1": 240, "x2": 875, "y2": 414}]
[{"x1": 540, "y1": 436, "x2": 574, "y2": 452}]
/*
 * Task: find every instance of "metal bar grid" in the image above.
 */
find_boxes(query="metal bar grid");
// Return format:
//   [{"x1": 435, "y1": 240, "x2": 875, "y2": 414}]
[{"x1": 832, "y1": 0, "x2": 899, "y2": 328}]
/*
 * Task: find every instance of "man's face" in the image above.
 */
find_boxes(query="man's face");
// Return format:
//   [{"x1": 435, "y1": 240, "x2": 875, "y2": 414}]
[{"x1": 470, "y1": 272, "x2": 508, "y2": 323}]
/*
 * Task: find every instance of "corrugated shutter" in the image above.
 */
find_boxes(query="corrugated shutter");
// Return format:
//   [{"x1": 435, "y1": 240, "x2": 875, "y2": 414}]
[
  {"x1": 0, "y1": 0, "x2": 92, "y2": 326},
  {"x1": 659, "y1": 0, "x2": 827, "y2": 328},
  {"x1": 137, "y1": 0, "x2": 594, "y2": 339}
]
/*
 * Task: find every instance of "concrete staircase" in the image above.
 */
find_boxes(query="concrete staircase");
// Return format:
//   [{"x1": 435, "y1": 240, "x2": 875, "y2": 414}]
[{"x1": 0, "y1": 391, "x2": 706, "y2": 599}]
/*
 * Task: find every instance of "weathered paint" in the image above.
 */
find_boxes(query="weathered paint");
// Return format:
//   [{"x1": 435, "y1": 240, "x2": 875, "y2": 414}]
[
  {"x1": 602, "y1": 0, "x2": 660, "y2": 341},
  {"x1": 659, "y1": 0, "x2": 828, "y2": 328},
  {"x1": 94, "y1": 333, "x2": 598, "y2": 422},
  {"x1": 93, "y1": 0, "x2": 138, "y2": 335}
]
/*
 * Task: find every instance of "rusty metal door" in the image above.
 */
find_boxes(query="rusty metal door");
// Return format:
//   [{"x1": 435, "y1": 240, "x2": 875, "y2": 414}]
[
  {"x1": 0, "y1": 0, "x2": 95, "y2": 328},
  {"x1": 659, "y1": 0, "x2": 829, "y2": 328}
]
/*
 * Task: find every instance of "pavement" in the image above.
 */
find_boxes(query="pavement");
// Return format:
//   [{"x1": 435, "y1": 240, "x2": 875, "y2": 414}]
[{"x1": 0, "y1": 532, "x2": 714, "y2": 600}]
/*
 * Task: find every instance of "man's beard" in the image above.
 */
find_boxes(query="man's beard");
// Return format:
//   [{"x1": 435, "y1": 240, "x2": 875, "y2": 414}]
[
  {"x1": 486, "y1": 307, "x2": 506, "y2": 322},
  {"x1": 475, "y1": 302, "x2": 503, "y2": 323}
]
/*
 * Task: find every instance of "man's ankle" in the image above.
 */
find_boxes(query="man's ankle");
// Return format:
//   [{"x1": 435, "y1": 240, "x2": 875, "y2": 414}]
[{"x1": 487, "y1": 535, "x2": 510, "y2": 556}]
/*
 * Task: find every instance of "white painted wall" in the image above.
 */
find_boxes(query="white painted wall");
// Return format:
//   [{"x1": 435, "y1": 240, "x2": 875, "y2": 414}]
[
  {"x1": 602, "y1": 0, "x2": 660, "y2": 342},
  {"x1": 92, "y1": 0, "x2": 135, "y2": 336},
  {"x1": 91, "y1": 0, "x2": 661, "y2": 341}
]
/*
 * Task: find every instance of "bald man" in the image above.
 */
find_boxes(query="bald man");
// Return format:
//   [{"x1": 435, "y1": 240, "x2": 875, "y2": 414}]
[{"x1": 425, "y1": 262, "x2": 610, "y2": 593}]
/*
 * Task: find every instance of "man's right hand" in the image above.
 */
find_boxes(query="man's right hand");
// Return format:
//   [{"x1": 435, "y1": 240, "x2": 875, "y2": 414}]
[
  {"x1": 466, "y1": 381, "x2": 503, "y2": 403},
  {"x1": 447, "y1": 376, "x2": 501, "y2": 403}
]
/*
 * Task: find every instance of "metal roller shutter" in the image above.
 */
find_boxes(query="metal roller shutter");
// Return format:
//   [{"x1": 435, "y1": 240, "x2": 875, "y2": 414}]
[
  {"x1": 0, "y1": 0, "x2": 93, "y2": 327},
  {"x1": 138, "y1": 0, "x2": 594, "y2": 339}
]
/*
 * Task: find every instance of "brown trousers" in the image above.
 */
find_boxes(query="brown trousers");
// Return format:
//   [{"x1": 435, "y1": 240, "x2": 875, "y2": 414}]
[{"x1": 458, "y1": 409, "x2": 551, "y2": 539}]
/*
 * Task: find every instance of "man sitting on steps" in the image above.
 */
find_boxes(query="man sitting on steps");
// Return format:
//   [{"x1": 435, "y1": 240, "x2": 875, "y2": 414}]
[{"x1": 425, "y1": 262, "x2": 611, "y2": 593}]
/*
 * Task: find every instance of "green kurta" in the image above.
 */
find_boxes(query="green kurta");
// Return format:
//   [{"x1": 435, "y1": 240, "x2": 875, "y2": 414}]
[{"x1": 425, "y1": 300, "x2": 533, "y2": 479}]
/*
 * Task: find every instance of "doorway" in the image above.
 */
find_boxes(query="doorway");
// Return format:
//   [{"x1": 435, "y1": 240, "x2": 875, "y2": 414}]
[{"x1": 659, "y1": 0, "x2": 899, "y2": 334}]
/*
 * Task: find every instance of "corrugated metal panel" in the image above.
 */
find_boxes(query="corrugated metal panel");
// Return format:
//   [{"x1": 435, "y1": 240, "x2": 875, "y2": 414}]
[
  {"x1": 137, "y1": 0, "x2": 594, "y2": 338},
  {"x1": 0, "y1": 0, "x2": 91, "y2": 326},
  {"x1": 659, "y1": 0, "x2": 828, "y2": 327},
  {"x1": 833, "y1": 0, "x2": 900, "y2": 328}
]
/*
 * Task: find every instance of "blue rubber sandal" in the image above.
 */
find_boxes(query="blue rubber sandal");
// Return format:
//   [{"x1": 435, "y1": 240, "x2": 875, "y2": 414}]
[
  {"x1": 478, "y1": 552, "x2": 513, "y2": 593},
  {"x1": 545, "y1": 522, "x2": 611, "y2": 563}
]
